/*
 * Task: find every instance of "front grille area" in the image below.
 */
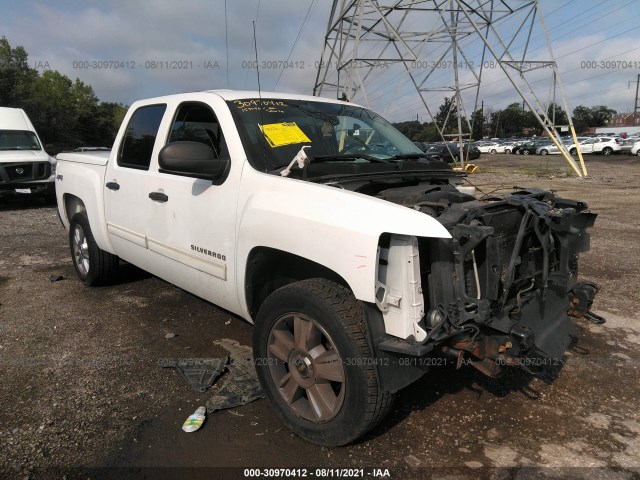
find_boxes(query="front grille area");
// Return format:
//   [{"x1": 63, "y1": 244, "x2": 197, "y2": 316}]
[{"x1": 0, "y1": 162, "x2": 51, "y2": 184}]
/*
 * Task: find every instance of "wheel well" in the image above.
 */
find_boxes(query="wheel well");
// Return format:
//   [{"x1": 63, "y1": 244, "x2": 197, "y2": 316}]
[
  {"x1": 63, "y1": 194, "x2": 86, "y2": 225},
  {"x1": 245, "y1": 247, "x2": 350, "y2": 319}
]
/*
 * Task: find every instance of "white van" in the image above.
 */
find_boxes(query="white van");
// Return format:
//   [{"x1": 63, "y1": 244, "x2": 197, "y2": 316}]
[{"x1": 0, "y1": 107, "x2": 56, "y2": 200}]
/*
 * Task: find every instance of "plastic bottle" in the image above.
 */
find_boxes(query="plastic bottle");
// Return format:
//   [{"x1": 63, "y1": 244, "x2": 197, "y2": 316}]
[{"x1": 182, "y1": 406, "x2": 206, "y2": 433}]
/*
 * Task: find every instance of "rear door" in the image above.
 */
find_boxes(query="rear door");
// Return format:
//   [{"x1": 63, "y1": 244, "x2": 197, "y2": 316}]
[{"x1": 104, "y1": 103, "x2": 167, "y2": 263}]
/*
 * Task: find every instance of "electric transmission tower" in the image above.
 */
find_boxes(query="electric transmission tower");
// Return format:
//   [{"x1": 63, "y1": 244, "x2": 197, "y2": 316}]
[{"x1": 313, "y1": 0, "x2": 587, "y2": 176}]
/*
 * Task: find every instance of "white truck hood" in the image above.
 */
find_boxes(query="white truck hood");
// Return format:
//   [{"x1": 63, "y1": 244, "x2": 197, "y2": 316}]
[{"x1": 0, "y1": 150, "x2": 52, "y2": 163}]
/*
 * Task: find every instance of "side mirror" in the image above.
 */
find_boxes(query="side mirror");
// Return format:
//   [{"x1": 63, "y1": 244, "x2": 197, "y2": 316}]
[{"x1": 158, "y1": 141, "x2": 229, "y2": 181}]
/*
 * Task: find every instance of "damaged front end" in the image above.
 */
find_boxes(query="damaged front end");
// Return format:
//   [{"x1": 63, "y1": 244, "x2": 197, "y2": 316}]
[{"x1": 376, "y1": 186, "x2": 597, "y2": 378}]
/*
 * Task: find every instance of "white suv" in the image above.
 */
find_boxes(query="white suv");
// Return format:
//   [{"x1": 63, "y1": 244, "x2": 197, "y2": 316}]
[{"x1": 569, "y1": 137, "x2": 621, "y2": 156}]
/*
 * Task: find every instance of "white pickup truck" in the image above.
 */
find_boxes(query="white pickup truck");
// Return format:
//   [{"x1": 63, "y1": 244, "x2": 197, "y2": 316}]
[{"x1": 55, "y1": 90, "x2": 597, "y2": 446}]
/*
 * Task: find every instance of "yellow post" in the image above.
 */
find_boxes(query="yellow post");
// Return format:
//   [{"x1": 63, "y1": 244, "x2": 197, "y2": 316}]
[
  {"x1": 569, "y1": 126, "x2": 588, "y2": 177},
  {"x1": 544, "y1": 129, "x2": 582, "y2": 177}
]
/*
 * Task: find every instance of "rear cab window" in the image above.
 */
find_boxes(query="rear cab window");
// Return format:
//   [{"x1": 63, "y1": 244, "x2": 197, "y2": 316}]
[{"x1": 118, "y1": 104, "x2": 167, "y2": 170}]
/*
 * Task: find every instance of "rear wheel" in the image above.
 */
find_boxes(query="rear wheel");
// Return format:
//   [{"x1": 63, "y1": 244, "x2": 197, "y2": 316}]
[
  {"x1": 540, "y1": 149, "x2": 548, "y2": 155},
  {"x1": 505, "y1": 148, "x2": 511, "y2": 154},
  {"x1": 253, "y1": 279, "x2": 394, "y2": 446},
  {"x1": 570, "y1": 148, "x2": 577, "y2": 156},
  {"x1": 69, "y1": 212, "x2": 119, "y2": 286},
  {"x1": 523, "y1": 149, "x2": 529, "y2": 155},
  {"x1": 490, "y1": 149, "x2": 497, "y2": 154},
  {"x1": 602, "y1": 147, "x2": 613, "y2": 156}
]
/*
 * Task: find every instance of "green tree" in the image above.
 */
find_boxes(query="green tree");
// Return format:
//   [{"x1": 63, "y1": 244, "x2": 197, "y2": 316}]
[
  {"x1": 571, "y1": 105, "x2": 617, "y2": 134},
  {"x1": 470, "y1": 109, "x2": 485, "y2": 140},
  {"x1": 546, "y1": 103, "x2": 569, "y2": 128},
  {"x1": 590, "y1": 105, "x2": 616, "y2": 127},
  {"x1": 0, "y1": 36, "x2": 38, "y2": 106},
  {"x1": 572, "y1": 105, "x2": 592, "y2": 134},
  {"x1": 1, "y1": 37, "x2": 129, "y2": 152},
  {"x1": 434, "y1": 96, "x2": 458, "y2": 135}
]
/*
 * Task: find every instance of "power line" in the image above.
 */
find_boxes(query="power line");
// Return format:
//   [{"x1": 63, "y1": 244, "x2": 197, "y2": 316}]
[{"x1": 274, "y1": 0, "x2": 316, "y2": 90}]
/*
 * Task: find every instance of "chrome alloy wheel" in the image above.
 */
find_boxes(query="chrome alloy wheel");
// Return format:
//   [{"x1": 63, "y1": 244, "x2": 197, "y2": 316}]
[
  {"x1": 267, "y1": 313, "x2": 346, "y2": 423},
  {"x1": 72, "y1": 224, "x2": 90, "y2": 276}
]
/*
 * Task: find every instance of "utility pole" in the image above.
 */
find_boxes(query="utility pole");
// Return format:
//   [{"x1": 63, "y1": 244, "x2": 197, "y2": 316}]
[
  {"x1": 314, "y1": 0, "x2": 585, "y2": 176},
  {"x1": 634, "y1": 74, "x2": 640, "y2": 117},
  {"x1": 627, "y1": 74, "x2": 640, "y2": 126}
]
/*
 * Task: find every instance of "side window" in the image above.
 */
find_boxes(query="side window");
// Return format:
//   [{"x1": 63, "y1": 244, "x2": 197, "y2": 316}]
[
  {"x1": 168, "y1": 102, "x2": 228, "y2": 159},
  {"x1": 118, "y1": 104, "x2": 167, "y2": 170}
]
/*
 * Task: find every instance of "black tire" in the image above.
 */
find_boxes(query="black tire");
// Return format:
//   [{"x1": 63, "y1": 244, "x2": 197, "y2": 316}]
[
  {"x1": 636, "y1": 150, "x2": 640, "y2": 157},
  {"x1": 540, "y1": 149, "x2": 548, "y2": 155},
  {"x1": 69, "y1": 212, "x2": 119, "y2": 286},
  {"x1": 602, "y1": 147, "x2": 613, "y2": 156},
  {"x1": 570, "y1": 148, "x2": 577, "y2": 156},
  {"x1": 253, "y1": 279, "x2": 394, "y2": 446},
  {"x1": 522, "y1": 149, "x2": 529, "y2": 155}
]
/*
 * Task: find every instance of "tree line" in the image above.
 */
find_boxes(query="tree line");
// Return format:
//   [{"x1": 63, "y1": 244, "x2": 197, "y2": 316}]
[
  {"x1": 393, "y1": 96, "x2": 617, "y2": 142},
  {"x1": 0, "y1": 37, "x2": 127, "y2": 154}
]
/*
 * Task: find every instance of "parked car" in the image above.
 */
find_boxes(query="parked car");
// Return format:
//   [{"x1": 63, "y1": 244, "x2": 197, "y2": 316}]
[
  {"x1": 630, "y1": 141, "x2": 640, "y2": 156},
  {"x1": 476, "y1": 141, "x2": 505, "y2": 154},
  {"x1": 460, "y1": 142, "x2": 481, "y2": 160},
  {"x1": 424, "y1": 144, "x2": 457, "y2": 163},
  {"x1": 501, "y1": 142, "x2": 519, "y2": 154},
  {"x1": 619, "y1": 138, "x2": 640, "y2": 154},
  {"x1": 536, "y1": 139, "x2": 577, "y2": 155},
  {"x1": 426, "y1": 143, "x2": 481, "y2": 162},
  {"x1": 515, "y1": 141, "x2": 543, "y2": 155},
  {"x1": 569, "y1": 137, "x2": 621, "y2": 156}
]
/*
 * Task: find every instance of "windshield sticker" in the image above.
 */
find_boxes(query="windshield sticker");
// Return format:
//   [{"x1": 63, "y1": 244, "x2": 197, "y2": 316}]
[{"x1": 260, "y1": 122, "x2": 311, "y2": 148}]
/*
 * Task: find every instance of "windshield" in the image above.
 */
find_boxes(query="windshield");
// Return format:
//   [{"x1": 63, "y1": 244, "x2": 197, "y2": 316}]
[
  {"x1": 0, "y1": 130, "x2": 42, "y2": 151},
  {"x1": 227, "y1": 98, "x2": 423, "y2": 171}
]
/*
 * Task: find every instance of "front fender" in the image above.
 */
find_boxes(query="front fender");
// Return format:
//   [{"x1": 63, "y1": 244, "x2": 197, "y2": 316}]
[{"x1": 236, "y1": 167, "x2": 450, "y2": 310}]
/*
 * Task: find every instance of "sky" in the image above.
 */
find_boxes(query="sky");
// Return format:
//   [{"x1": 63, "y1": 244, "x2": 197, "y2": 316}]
[{"x1": 1, "y1": 0, "x2": 639, "y2": 122}]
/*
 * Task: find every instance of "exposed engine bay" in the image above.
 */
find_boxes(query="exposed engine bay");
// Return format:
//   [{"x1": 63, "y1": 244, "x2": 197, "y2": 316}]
[{"x1": 349, "y1": 177, "x2": 597, "y2": 379}]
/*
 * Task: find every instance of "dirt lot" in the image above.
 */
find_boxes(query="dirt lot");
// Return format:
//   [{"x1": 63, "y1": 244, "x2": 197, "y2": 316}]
[{"x1": 0, "y1": 154, "x2": 639, "y2": 479}]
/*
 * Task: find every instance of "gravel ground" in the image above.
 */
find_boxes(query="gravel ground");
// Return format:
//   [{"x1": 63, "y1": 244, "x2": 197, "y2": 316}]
[{"x1": 0, "y1": 153, "x2": 638, "y2": 480}]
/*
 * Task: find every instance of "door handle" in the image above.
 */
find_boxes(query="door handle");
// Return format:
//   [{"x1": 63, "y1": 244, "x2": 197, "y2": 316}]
[
  {"x1": 149, "y1": 191, "x2": 169, "y2": 203},
  {"x1": 106, "y1": 181, "x2": 120, "y2": 191}
]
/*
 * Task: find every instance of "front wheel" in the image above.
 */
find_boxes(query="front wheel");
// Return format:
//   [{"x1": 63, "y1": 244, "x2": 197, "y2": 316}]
[
  {"x1": 490, "y1": 149, "x2": 496, "y2": 154},
  {"x1": 602, "y1": 147, "x2": 613, "y2": 156},
  {"x1": 540, "y1": 149, "x2": 548, "y2": 155},
  {"x1": 570, "y1": 148, "x2": 577, "y2": 156},
  {"x1": 505, "y1": 149, "x2": 511, "y2": 154},
  {"x1": 253, "y1": 279, "x2": 394, "y2": 446},
  {"x1": 69, "y1": 212, "x2": 119, "y2": 286},
  {"x1": 522, "y1": 149, "x2": 529, "y2": 155}
]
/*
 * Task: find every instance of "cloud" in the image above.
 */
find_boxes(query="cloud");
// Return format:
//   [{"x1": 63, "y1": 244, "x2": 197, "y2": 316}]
[{"x1": 1, "y1": 0, "x2": 638, "y2": 122}]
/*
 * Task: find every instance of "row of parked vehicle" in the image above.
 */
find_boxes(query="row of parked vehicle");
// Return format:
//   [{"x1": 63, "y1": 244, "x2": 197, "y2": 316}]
[{"x1": 474, "y1": 136, "x2": 640, "y2": 156}]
